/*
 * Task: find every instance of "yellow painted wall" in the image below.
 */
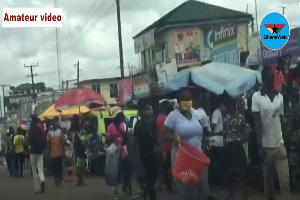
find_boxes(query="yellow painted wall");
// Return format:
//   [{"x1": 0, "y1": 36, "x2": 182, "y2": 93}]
[{"x1": 79, "y1": 79, "x2": 118, "y2": 105}]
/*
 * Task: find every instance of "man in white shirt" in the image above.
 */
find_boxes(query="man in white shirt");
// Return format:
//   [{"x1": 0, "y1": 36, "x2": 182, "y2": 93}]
[{"x1": 252, "y1": 66, "x2": 291, "y2": 200}]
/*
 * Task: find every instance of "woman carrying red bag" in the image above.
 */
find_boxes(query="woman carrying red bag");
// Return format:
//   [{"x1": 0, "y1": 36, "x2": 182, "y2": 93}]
[{"x1": 162, "y1": 89, "x2": 210, "y2": 200}]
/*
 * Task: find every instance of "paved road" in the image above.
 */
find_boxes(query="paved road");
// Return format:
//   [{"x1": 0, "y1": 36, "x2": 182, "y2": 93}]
[{"x1": 0, "y1": 165, "x2": 300, "y2": 200}]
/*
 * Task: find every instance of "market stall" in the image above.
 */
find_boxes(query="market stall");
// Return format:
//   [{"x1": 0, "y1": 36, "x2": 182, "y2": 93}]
[{"x1": 163, "y1": 62, "x2": 261, "y2": 97}]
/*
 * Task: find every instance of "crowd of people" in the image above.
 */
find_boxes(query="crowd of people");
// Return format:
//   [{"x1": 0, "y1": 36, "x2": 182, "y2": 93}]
[
  {"x1": 3, "y1": 114, "x2": 104, "y2": 193},
  {"x1": 104, "y1": 56, "x2": 294, "y2": 200},
  {"x1": 2, "y1": 55, "x2": 297, "y2": 200}
]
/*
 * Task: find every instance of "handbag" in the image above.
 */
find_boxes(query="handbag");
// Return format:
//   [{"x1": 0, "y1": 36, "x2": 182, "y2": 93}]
[{"x1": 105, "y1": 143, "x2": 121, "y2": 186}]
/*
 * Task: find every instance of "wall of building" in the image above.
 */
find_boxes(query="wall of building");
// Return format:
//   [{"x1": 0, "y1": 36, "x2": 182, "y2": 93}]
[
  {"x1": 237, "y1": 22, "x2": 249, "y2": 52},
  {"x1": 155, "y1": 30, "x2": 173, "y2": 62},
  {"x1": 153, "y1": 21, "x2": 250, "y2": 68},
  {"x1": 79, "y1": 80, "x2": 118, "y2": 105},
  {"x1": 249, "y1": 32, "x2": 260, "y2": 56}
]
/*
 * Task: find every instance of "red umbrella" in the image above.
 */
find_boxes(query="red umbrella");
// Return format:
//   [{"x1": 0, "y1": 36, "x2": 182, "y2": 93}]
[{"x1": 55, "y1": 88, "x2": 106, "y2": 110}]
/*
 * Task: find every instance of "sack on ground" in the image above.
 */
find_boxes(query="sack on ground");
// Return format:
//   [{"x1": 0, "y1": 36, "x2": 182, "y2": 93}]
[{"x1": 105, "y1": 143, "x2": 120, "y2": 186}]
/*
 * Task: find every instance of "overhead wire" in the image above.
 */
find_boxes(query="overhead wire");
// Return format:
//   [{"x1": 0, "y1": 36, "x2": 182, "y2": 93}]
[
  {"x1": 60, "y1": 0, "x2": 106, "y2": 47},
  {"x1": 49, "y1": 0, "x2": 105, "y2": 51},
  {"x1": 62, "y1": 1, "x2": 115, "y2": 52}
]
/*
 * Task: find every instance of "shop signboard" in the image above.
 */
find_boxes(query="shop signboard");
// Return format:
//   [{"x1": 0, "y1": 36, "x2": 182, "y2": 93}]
[
  {"x1": 203, "y1": 22, "x2": 239, "y2": 65},
  {"x1": 117, "y1": 78, "x2": 133, "y2": 105},
  {"x1": 4, "y1": 94, "x2": 32, "y2": 106},
  {"x1": 174, "y1": 27, "x2": 202, "y2": 69},
  {"x1": 261, "y1": 27, "x2": 300, "y2": 66},
  {"x1": 209, "y1": 39, "x2": 239, "y2": 65},
  {"x1": 133, "y1": 75, "x2": 150, "y2": 98}
]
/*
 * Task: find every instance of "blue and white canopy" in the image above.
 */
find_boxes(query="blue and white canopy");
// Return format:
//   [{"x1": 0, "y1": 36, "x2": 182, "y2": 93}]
[{"x1": 163, "y1": 62, "x2": 261, "y2": 97}]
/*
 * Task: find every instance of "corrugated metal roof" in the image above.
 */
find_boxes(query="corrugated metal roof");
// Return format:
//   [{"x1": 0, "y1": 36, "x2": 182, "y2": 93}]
[{"x1": 134, "y1": 0, "x2": 253, "y2": 38}]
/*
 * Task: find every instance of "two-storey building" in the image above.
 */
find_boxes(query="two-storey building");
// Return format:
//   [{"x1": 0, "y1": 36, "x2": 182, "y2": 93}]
[{"x1": 133, "y1": 0, "x2": 253, "y2": 90}]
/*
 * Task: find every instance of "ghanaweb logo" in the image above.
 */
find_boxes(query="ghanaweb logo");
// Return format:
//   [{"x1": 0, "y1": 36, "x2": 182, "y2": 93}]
[{"x1": 260, "y1": 12, "x2": 290, "y2": 50}]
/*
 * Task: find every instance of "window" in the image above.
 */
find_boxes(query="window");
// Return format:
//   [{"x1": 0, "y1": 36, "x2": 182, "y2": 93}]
[
  {"x1": 109, "y1": 84, "x2": 118, "y2": 98},
  {"x1": 92, "y1": 85, "x2": 101, "y2": 94}
]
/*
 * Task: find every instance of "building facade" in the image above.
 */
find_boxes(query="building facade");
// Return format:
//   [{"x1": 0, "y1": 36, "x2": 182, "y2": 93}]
[
  {"x1": 4, "y1": 82, "x2": 49, "y2": 114},
  {"x1": 133, "y1": 1, "x2": 254, "y2": 87},
  {"x1": 77, "y1": 78, "x2": 120, "y2": 105}
]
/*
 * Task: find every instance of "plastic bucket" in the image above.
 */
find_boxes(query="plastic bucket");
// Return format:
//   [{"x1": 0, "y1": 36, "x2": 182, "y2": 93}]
[{"x1": 172, "y1": 142, "x2": 210, "y2": 186}]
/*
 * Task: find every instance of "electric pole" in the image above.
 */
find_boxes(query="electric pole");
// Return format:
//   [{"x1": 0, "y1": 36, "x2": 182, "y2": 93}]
[
  {"x1": 116, "y1": 0, "x2": 124, "y2": 78},
  {"x1": 127, "y1": 63, "x2": 131, "y2": 76},
  {"x1": 255, "y1": 0, "x2": 258, "y2": 32},
  {"x1": 66, "y1": 79, "x2": 77, "y2": 92},
  {"x1": 126, "y1": 63, "x2": 137, "y2": 76},
  {"x1": 54, "y1": 0, "x2": 62, "y2": 89},
  {"x1": 62, "y1": 80, "x2": 65, "y2": 92},
  {"x1": 66, "y1": 81, "x2": 69, "y2": 92},
  {"x1": 279, "y1": 6, "x2": 286, "y2": 15},
  {"x1": 74, "y1": 61, "x2": 80, "y2": 88},
  {"x1": 77, "y1": 61, "x2": 79, "y2": 87},
  {"x1": 25, "y1": 63, "x2": 38, "y2": 104},
  {"x1": 0, "y1": 84, "x2": 10, "y2": 120}
]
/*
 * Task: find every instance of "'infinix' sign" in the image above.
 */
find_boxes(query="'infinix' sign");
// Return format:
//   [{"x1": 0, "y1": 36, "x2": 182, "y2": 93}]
[
  {"x1": 206, "y1": 22, "x2": 238, "y2": 47},
  {"x1": 214, "y1": 24, "x2": 237, "y2": 43}
]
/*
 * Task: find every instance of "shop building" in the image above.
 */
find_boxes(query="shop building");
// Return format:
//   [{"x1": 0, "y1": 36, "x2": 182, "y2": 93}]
[
  {"x1": 133, "y1": 0, "x2": 254, "y2": 88},
  {"x1": 4, "y1": 82, "x2": 50, "y2": 114}
]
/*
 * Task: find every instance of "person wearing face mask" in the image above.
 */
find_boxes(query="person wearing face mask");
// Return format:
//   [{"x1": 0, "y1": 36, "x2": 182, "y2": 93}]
[{"x1": 161, "y1": 89, "x2": 209, "y2": 200}]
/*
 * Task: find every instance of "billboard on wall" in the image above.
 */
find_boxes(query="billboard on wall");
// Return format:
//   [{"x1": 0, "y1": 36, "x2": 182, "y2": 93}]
[
  {"x1": 133, "y1": 75, "x2": 150, "y2": 98},
  {"x1": 203, "y1": 22, "x2": 239, "y2": 65},
  {"x1": 134, "y1": 29, "x2": 155, "y2": 54},
  {"x1": 261, "y1": 27, "x2": 300, "y2": 66},
  {"x1": 174, "y1": 28, "x2": 202, "y2": 69},
  {"x1": 117, "y1": 78, "x2": 133, "y2": 106},
  {"x1": 4, "y1": 94, "x2": 32, "y2": 107}
]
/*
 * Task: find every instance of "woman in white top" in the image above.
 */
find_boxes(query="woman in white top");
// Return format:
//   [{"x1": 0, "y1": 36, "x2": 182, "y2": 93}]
[
  {"x1": 209, "y1": 99, "x2": 226, "y2": 185},
  {"x1": 162, "y1": 89, "x2": 209, "y2": 200}
]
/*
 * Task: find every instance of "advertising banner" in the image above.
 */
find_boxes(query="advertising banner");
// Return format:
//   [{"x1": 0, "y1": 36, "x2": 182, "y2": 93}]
[
  {"x1": 117, "y1": 78, "x2": 133, "y2": 105},
  {"x1": 261, "y1": 27, "x2": 300, "y2": 66},
  {"x1": 203, "y1": 22, "x2": 239, "y2": 65},
  {"x1": 133, "y1": 75, "x2": 150, "y2": 98},
  {"x1": 4, "y1": 94, "x2": 32, "y2": 106},
  {"x1": 174, "y1": 28, "x2": 202, "y2": 69},
  {"x1": 210, "y1": 39, "x2": 239, "y2": 65}
]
